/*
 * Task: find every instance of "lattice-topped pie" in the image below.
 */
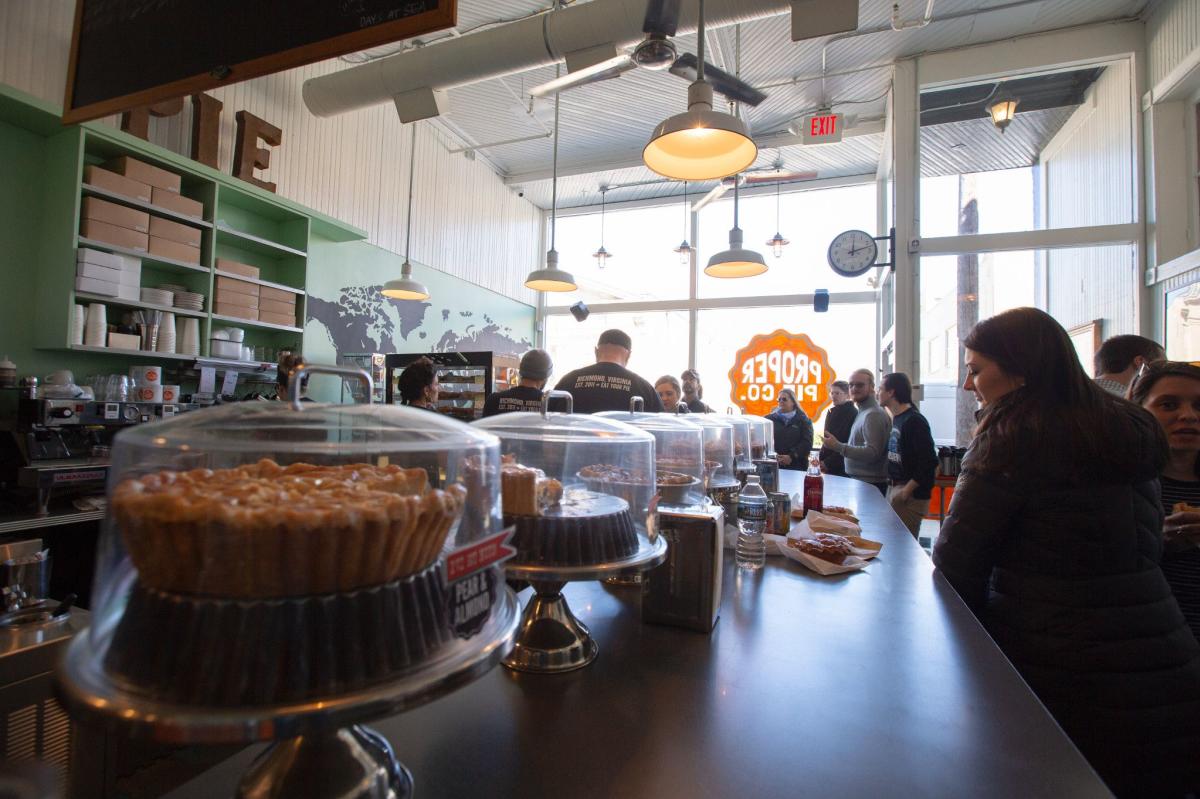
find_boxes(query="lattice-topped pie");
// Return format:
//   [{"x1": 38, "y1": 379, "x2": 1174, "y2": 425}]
[{"x1": 112, "y1": 458, "x2": 465, "y2": 598}]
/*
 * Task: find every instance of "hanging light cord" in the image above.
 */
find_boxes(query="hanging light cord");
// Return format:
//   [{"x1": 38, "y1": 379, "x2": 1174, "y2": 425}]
[
  {"x1": 697, "y1": 0, "x2": 706, "y2": 83},
  {"x1": 404, "y1": 123, "x2": 417, "y2": 263},
  {"x1": 599, "y1": 189, "x2": 606, "y2": 244},
  {"x1": 550, "y1": 72, "x2": 560, "y2": 251},
  {"x1": 682, "y1": 181, "x2": 688, "y2": 237}
]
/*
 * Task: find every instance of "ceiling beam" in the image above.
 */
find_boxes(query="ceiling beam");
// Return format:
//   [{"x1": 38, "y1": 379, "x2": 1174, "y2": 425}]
[{"x1": 501, "y1": 118, "x2": 886, "y2": 185}]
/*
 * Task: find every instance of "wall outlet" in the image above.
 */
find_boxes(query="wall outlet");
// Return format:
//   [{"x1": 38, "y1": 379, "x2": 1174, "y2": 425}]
[{"x1": 908, "y1": 238, "x2": 920, "y2": 253}]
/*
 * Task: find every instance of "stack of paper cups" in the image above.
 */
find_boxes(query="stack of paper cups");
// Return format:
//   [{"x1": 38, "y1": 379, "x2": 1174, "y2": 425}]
[
  {"x1": 156, "y1": 312, "x2": 176, "y2": 353},
  {"x1": 178, "y1": 318, "x2": 200, "y2": 356},
  {"x1": 72, "y1": 304, "x2": 85, "y2": 346},
  {"x1": 84, "y1": 304, "x2": 107, "y2": 347}
]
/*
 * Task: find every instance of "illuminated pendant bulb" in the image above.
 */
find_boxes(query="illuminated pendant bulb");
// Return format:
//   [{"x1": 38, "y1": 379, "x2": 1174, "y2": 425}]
[
  {"x1": 988, "y1": 90, "x2": 1019, "y2": 134},
  {"x1": 766, "y1": 166, "x2": 788, "y2": 258},
  {"x1": 383, "y1": 123, "x2": 430, "y2": 301},
  {"x1": 524, "y1": 63, "x2": 577, "y2": 293},
  {"x1": 705, "y1": 175, "x2": 766, "y2": 278},
  {"x1": 592, "y1": 186, "x2": 612, "y2": 269}
]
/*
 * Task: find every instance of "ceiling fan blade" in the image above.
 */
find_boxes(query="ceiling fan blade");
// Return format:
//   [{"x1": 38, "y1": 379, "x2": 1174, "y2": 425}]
[
  {"x1": 670, "y1": 53, "x2": 767, "y2": 107},
  {"x1": 691, "y1": 179, "x2": 735, "y2": 212},
  {"x1": 643, "y1": 0, "x2": 682, "y2": 37},
  {"x1": 529, "y1": 54, "x2": 636, "y2": 98},
  {"x1": 741, "y1": 171, "x2": 818, "y2": 184}
]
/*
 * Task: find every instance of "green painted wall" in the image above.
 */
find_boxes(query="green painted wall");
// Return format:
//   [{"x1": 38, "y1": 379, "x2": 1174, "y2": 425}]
[{"x1": 303, "y1": 237, "x2": 536, "y2": 401}]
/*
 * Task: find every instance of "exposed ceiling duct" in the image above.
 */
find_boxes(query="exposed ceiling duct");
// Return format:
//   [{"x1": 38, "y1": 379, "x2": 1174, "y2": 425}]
[{"x1": 302, "y1": 0, "x2": 791, "y2": 119}]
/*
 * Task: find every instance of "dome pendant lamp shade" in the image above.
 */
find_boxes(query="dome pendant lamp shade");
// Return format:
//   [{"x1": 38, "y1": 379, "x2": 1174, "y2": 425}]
[
  {"x1": 706, "y1": 226, "x2": 766, "y2": 278},
  {"x1": 382, "y1": 260, "x2": 430, "y2": 300},
  {"x1": 525, "y1": 249, "x2": 576, "y2": 292},
  {"x1": 524, "y1": 57, "x2": 577, "y2": 293},
  {"x1": 643, "y1": 81, "x2": 757, "y2": 180},
  {"x1": 382, "y1": 123, "x2": 430, "y2": 301}
]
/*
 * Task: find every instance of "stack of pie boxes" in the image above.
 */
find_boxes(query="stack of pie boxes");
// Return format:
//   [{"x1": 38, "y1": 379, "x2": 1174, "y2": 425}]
[
  {"x1": 80, "y1": 156, "x2": 203, "y2": 266},
  {"x1": 214, "y1": 259, "x2": 260, "y2": 322}
]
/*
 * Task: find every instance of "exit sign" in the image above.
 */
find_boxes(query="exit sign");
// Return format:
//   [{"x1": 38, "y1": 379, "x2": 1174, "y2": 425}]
[{"x1": 802, "y1": 112, "x2": 843, "y2": 144}]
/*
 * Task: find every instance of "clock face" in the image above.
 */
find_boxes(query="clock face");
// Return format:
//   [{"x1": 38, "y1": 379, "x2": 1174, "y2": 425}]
[{"x1": 827, "y1": 229, "x2": 878, "y2": 277}]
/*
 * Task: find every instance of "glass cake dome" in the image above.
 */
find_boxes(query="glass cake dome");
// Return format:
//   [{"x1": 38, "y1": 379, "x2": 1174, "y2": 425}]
[
  {"x1": 473, "y1": 404, "x2": 656, "y2": 566},
  {"x1": 711, "y1": 414, "x2": 753, "y2": 469},
  {"x1": 595, "y1": 410, "x2": 705, "y2": 507},
  {"x1": 743, "y1": 414, "x2": 775, "y2": 460},
  {"x1": 680, "y1": 414, "x2": 737, "y2": 489},
  {"x1": 74, "y1": 397, "x2": 508, "y2": 710}
]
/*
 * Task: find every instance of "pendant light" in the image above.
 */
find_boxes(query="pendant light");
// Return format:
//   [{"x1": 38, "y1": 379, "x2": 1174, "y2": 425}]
[
  {"x1": 765, "y1": 160, "x2": 789, "y2": 258},
  {"x1": 592, "y1": 186, "x2": 612, "y2": 268},
  {"x1": 705, "y1": 175, "x2": 766, "y2": 278},
  {"x1": 382, "y1": 123, "x2": 431, "y2": 300},
  {"x1": 988, "y1": 88, "x2": 1019, "y2": 134},
  {"x1": 524, "y1": 65, "x2": 577, "y2": 293},
  {"x1": 673, "y1": 181, "x2": 694, "y2": 265},
  {"x1": 642, "y1": 0, "x2": 756, "y2": 181}
]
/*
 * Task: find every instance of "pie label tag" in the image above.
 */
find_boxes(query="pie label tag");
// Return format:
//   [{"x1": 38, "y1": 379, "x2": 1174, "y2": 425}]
[{"x1": 444, "y1": 526, "x2": 516, "y2": 639}]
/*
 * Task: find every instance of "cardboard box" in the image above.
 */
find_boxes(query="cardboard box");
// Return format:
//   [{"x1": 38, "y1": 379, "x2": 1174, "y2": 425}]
[
  {"x1": 77, "y1": 247, "x2": 125, "y2": 269},
  {"x1": 215, "y1": 289, "x2": 259, "y2": 310},
  {"x1": 116, "y1": 283, "x2": 140, "y2": 301},
  {"x1": 83, "y1": 165, "x2": 152, "y2": 203},
  {"x1": 105, "y1": 156, "x2": 181, "y2": 193},
  {"x1": 258, "y1": 310, "x2": 297, "y2": 327},
  {"x1": 214, "y1": 302, "x2": 258, "y2": 321},
  {"x1": 149, "y1": 215, "x2": 202, "y2": 247},
  {"x1": 76, "y1": 260, "x2": 122, "y2": 283},
  {"x1": 108, "y1": 332, "x2": 140, "y2": 350},
  {"x1": 259, "y1": 285, "x2": 298, "y2": 304},
  {"x1": 259, "y1": 297, "x2": 295, "y2": 317},
  {"x1": 215, "y1": 276, "x2": 260, "y2": 299},
  {"x1": 81, "y1": 197, "x2": 149, "y2": 233},
  {"x1": 116, "y1": 268, "x2": 141, "y2": 287},
  {"x1": 80, "y1": 219, "x2": 149, "y2": 252},
  {"x1": 215, "y1": 258, "x2": 260, "y2": 279},
  {"x1": 151, "y1": 187, "x2": 203, "y2": 218},
  {"x1": 75, "y1": 275, "x2": 119, "y2": 297},
  {"x1": 148, "y1": 236, "x2": 201, "y2": 265}
]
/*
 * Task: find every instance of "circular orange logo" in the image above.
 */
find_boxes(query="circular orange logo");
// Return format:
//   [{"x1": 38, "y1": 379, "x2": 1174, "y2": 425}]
[{"x1": 728, "y1": 330, "x2": 836, "y2": 420}]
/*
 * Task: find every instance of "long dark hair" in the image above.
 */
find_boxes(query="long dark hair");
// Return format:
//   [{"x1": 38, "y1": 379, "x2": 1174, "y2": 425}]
[
  {"x1": 397, "y1": 357, "x2": 436, "y2": 404},
  {"x1": 963, "y1": 308, "x2": 1154, "y2": 479},
  {"x1": 1129, "y1": 360, "x2": 1200, "y2": 478}
]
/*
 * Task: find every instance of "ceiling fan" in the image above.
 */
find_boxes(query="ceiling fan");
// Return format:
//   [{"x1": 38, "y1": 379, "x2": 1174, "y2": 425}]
[
  {"x1": 529, "y1": 0, "x2": 767, "y2": 107},
  {"x1": 691, "y1": 167, "x2": 818, "y2": 211}
]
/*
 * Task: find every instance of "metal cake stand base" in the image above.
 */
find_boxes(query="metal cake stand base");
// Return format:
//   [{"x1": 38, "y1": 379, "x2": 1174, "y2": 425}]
[{"x1": 238, "y1": 725, "x2": 412, "y2": 798}]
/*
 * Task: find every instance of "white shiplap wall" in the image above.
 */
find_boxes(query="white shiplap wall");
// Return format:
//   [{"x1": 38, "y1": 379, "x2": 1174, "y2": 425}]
[
  {"x1": 0, "y1": 0, "x2": 541, "y2": 304},
  {"x1": 1147, "y1": 0, "x2": 1200, "y2": 89},
  {"x1": 1042, "y1": 61, "x2": 1137, "y2": 338}
]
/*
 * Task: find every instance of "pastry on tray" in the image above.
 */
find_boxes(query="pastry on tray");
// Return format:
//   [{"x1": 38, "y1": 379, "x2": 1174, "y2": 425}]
[
  {"x1": 112, "y1": 458, "x2": 465, "y2": 599},
  {"x1": 788, "y1": 533, "x2": 853, "y2": 565}
]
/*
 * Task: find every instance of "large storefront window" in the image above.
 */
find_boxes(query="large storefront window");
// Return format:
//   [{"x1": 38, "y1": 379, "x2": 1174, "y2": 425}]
[
  {"x1": 544, "y1": 310, "x2": 689, "y2": 391},
  {"x1": 695, "y1": 304, "x2": 877, "y2": 432},
  {"x1": 546, "y1": 204, "x2": 691, "y2": 306},
  {"x1": 697, "y1": 183, "x2": 877, "y2": 298}
]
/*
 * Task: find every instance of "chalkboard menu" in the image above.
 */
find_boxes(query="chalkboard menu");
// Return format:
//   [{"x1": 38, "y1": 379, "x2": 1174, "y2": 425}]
[{"x1": 63, "y1": 0, "x2": 457, "y2": 124}]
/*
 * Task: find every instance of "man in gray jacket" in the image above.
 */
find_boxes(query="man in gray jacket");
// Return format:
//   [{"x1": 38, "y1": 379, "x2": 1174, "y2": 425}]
[{"x1": 822, "y1": 368, "x2": 891, "y2": 495}]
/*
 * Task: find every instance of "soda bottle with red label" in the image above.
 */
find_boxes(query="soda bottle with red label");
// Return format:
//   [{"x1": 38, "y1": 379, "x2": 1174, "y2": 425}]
[{"x1": 803, "y1": 457, "x2": 824, "y2": 517}]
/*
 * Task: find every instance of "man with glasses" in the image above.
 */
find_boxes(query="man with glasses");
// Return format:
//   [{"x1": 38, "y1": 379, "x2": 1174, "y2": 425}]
[
  {"x1": 1093, "y1": 334, "x2": 1164, "y2": 397},
  {"x1": 822, "y1": 369, "x2": 891, "y2": 495}
]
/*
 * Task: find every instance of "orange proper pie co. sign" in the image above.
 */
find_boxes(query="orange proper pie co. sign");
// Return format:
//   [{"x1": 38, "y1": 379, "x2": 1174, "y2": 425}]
[{"x1": 728, "y1": 330, "x2": 836, "y2": 419}]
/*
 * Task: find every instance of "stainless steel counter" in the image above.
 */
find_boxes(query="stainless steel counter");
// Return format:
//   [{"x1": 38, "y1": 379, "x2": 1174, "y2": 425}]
[{"x1": 163, "y1": 474, "x2": 1109, "y2": 798}]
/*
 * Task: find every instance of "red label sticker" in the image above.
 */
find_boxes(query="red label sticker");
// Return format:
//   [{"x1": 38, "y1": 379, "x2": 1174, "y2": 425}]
[{"x1": 444, "y1": 527, "x2": 516, "y2": 583}]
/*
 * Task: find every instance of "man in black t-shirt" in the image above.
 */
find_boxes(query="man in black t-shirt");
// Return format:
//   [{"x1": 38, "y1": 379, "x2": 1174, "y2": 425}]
[
  {"x1": 554, "y1": 329, "x2": 664, "y2": 414},
  {"x1": 482, "y1": 349, "x2": 552, "y2": 417}
]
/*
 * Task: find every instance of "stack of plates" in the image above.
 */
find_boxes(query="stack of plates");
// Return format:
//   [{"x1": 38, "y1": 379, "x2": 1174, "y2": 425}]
[
  {"x1": 141, "y1": 287, "x2": 174, "y2": 307},
  {"x1": 172, "y1": 289, "x2": 205, "y2": 312}
]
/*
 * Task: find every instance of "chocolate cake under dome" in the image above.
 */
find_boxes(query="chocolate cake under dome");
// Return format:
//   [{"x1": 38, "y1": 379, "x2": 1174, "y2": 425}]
[
  {"x1": 80, "y1": 399, "x2": 507, "y2": 708},
  {"x1": 596, "y1": 410, "x2": 706, "y2": 506},
  {"x1": 473, "y1": 408, "x2": 656, "y2": 568}
]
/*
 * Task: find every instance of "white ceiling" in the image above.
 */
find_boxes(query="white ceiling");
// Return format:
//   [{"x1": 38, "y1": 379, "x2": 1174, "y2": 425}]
[{"x1": 344, "y1": 0, "x2": 1150, "y2": 209}]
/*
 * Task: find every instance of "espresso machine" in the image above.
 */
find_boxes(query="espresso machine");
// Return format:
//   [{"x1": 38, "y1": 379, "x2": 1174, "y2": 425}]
[{"x1": 1, "y1": 397, "x2": 184, "y2": 515}]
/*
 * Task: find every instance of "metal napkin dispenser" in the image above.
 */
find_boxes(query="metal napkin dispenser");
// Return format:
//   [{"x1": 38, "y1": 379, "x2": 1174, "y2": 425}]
[{"x1": 642, "y1": 503, "x2": 724, "y2": 632}]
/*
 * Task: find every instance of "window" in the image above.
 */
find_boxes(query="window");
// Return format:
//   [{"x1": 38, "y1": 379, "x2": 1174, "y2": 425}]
[
  {"x1": 697, "y1": 183, "x2": 877, "y2": 298},
  {"x1": 544, "y1": 310, "x2": 689, "y2": 393},
  {"x1": 920, "y1": 168, "x2": 1035, "y2": 237},
  {"x1": 546, "y1": 204, "x2": 691, "y2": 306}
]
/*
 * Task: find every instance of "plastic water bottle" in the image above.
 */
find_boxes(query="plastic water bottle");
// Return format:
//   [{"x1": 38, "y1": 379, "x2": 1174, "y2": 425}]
[{"x1": 736, "y1": 474, "x2": 768, "y2": 570}]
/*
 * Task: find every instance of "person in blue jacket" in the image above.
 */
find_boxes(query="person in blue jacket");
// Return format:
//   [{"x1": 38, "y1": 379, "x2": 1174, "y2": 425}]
[{"x1": 766, "y1": 388, "x2": 813, "y2": 470}]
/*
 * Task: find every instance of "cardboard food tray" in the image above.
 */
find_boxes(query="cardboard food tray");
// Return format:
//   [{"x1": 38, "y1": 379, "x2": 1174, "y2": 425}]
[{"x1": 767, "y1": 514, "x2": 882, "y2": 576}]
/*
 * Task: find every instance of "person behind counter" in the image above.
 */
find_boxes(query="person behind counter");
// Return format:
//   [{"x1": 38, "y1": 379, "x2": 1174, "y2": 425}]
[
  {"x1": 275, "y1": 353, "x2": 310, "y2": 402},
  {"x1": 397, "y1": 357, "x2": 439, "y2": 410},
  {"x1": 932, "y1": 307, "x2": 1200, "y2": 798},
  {"x1": 766, "y1": 388, "x2": 813, "y2": 470},
  {"x1": 681, "y1": 368, "x2": 711, "y2": 413},
  {"x1": 554, "y1": 329, "x2": 664, "y2": 414},
  {"x1": 655, "y1": 375, "x2": 685, "y2": 412},
  {"x1": 482, "y1": 349, "x2": 552, "y2": 417},
  {"x1": 1129, "y1": 360, "x2": 1200, "y2": 641}
]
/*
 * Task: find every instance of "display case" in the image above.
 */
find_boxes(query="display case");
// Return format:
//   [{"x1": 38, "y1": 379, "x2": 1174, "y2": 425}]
[
  {"x1": 385, "y1": 351, "x2": 494, "y2": 421},
  {"x1": 596, "y1": 409, "x2": 706, "y2": 507},
  {"x1": 339, "y1": 352, "x2": 386, "y2": 404},
  {"x1": 56, "y1": 364, "x2": 519, "y2": 796},
  {"x1": 744, "y1": 414, "x2": 775, "y2": 459},
  {"x1": 712, "y1": 414, "x2": 753, "y2": 469}
]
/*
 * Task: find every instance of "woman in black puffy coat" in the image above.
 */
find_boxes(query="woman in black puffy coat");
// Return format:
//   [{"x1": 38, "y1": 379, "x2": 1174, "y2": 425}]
[
  {"x1": 765, "y1": 388, "x2": 814, "y2": 470},
  {"x1": 933, "y1": 308, "x2": 1200, "y2": 797}
]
